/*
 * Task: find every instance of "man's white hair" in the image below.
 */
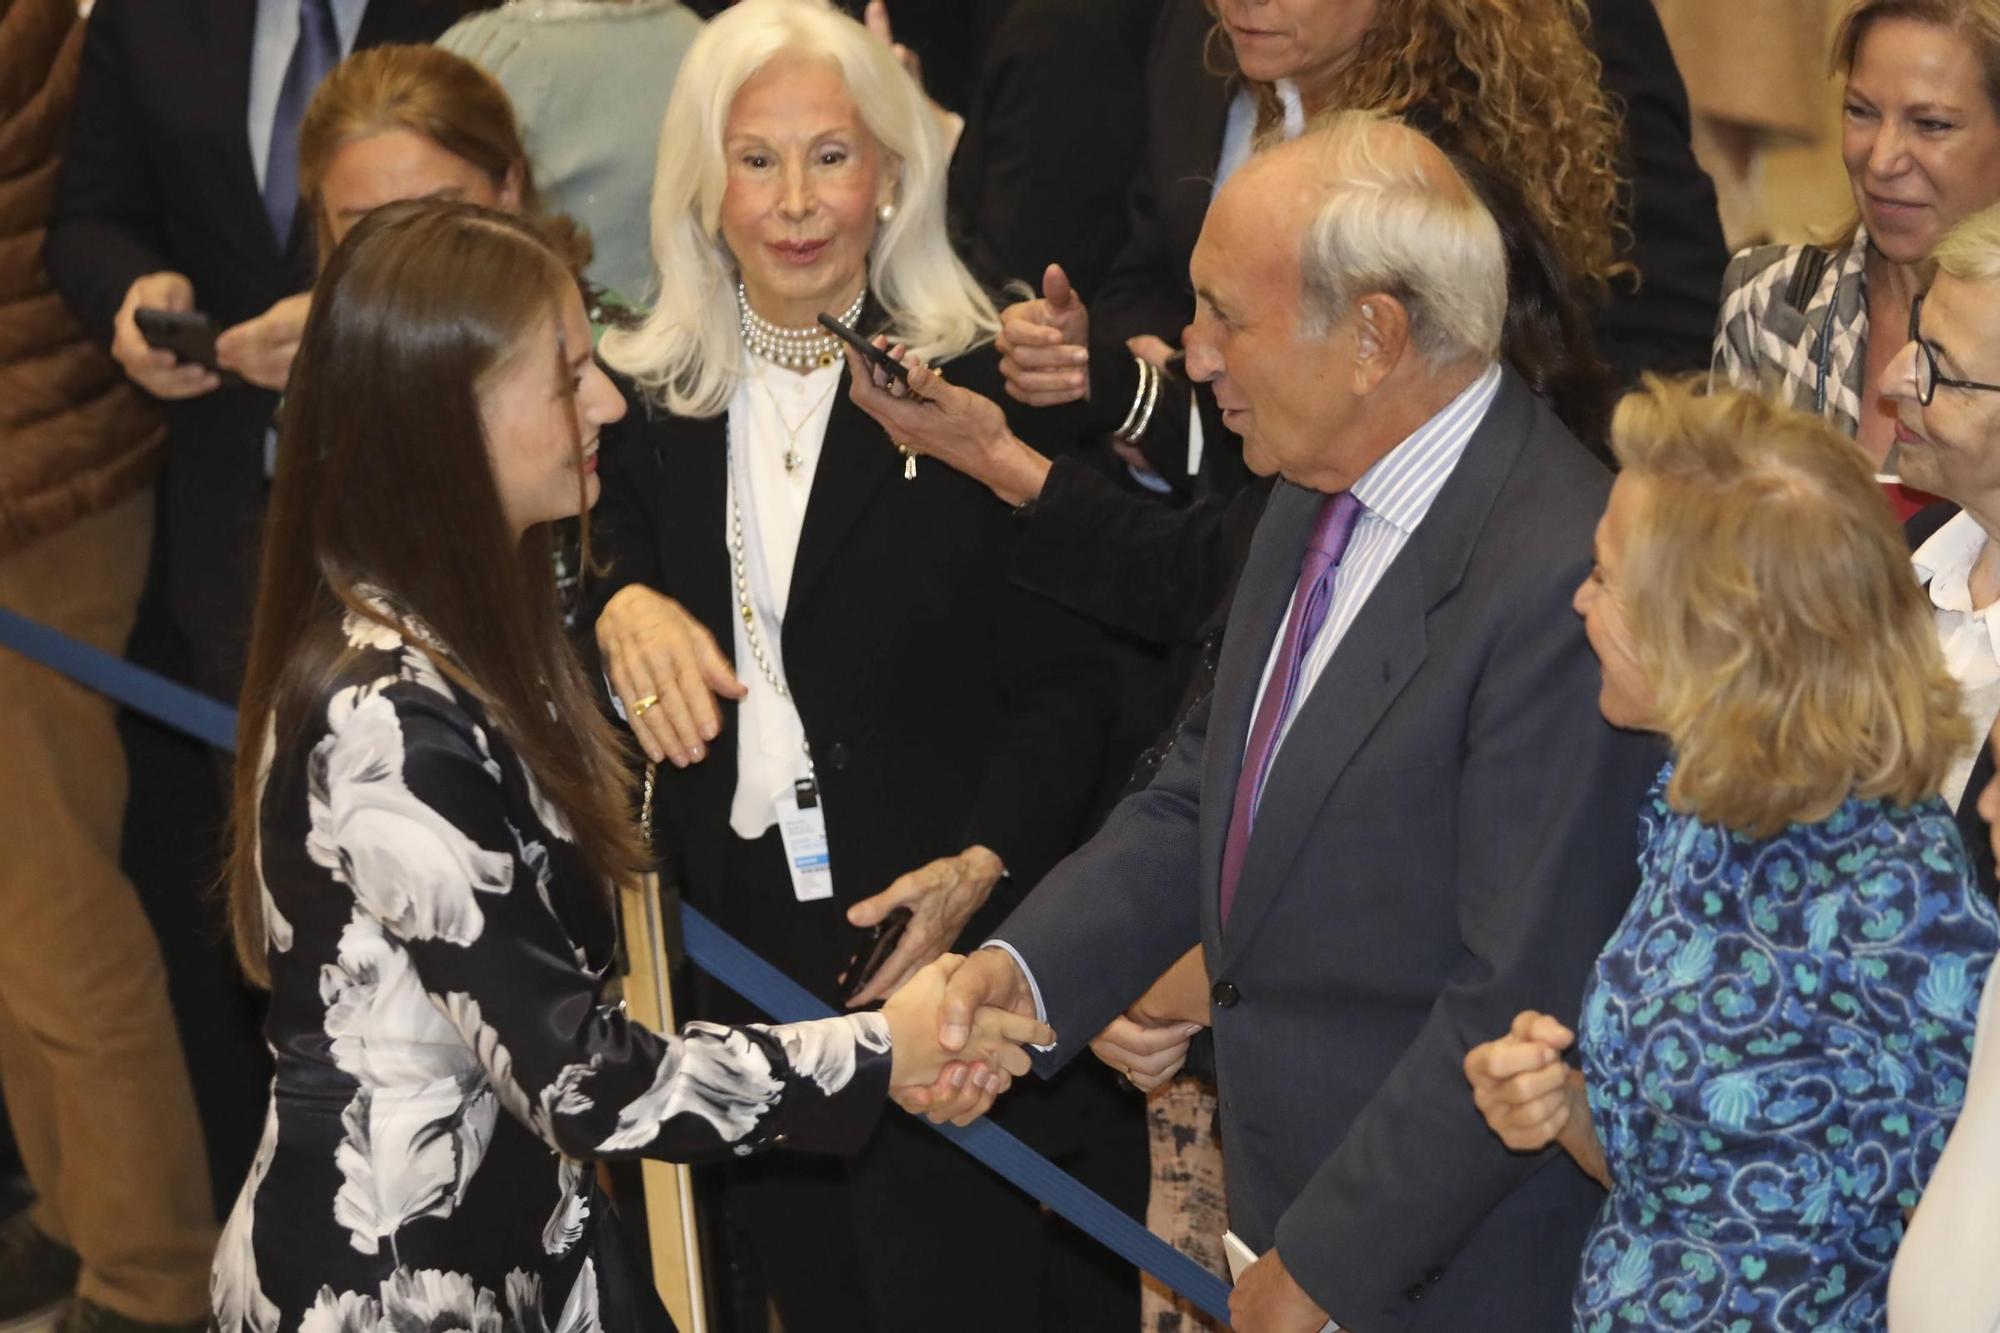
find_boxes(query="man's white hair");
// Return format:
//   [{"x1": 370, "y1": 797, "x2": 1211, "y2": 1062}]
[
  {"x1": 1289, "y1": 110, "x2": 1505, "y2": 366},
  {"x1": 599, "y1": 0, "x2": 998, "y2": 418}
]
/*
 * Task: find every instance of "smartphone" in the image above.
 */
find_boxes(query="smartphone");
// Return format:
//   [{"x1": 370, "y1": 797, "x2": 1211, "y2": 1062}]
[
  {"x1": 816, "y1": 312, "x2": 912, "y2": 387},
  {"x1": 836, "y1": 905, "x2": 913, "y2": 1005},
  {"x1": 135, "y1": 308, "x2": 223, "y2": 372}
]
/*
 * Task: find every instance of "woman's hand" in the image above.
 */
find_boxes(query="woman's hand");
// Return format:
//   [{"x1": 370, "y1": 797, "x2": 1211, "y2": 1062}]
[
  {"x1": 594, "y1": 584, "x2": 747, "y2": 767},
  {"x1": 1089, "y1": 946, "x2": 1211, "y2": 1091},
  {"x1": 883, "y1": 954, "x2": 1051, "y2": 1117},
  {"x1": 843, "y1": 845, "x2": 1006, "y2": 1008},
  {"x1": 843, "y1": 343, "x2": 1052, "y2": 506},
  {"x1": 996, "y1": 263, "x2": 1091, "y2": 407},
  {"x1": 1465, "y1": 1011, "x2": 1606, "y2": 1185},
  {"x1": 1090, "y1": 1014, "x2": 1204, "y2": 1092}
]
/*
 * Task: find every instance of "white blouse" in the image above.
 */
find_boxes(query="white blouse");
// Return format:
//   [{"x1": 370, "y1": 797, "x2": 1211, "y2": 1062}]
[
  {"x1": 725, "y1": 357, "x2": 843, "y2": 839},
  {"x1": 1913, "y1": 511, "x2": 2000, "y2": 808}
]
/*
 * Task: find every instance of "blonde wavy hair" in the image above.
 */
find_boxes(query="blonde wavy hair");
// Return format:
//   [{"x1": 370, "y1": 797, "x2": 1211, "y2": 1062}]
[
  {"x1": 1208, "y1": 0, "x2": 1627, "y2": 290},
  {"x1": 598, "y1": 0, "x2": 998, "y2": 418},
  {"x1": 1610, "y1": 379, "x2": 1967, "y2": 837}
]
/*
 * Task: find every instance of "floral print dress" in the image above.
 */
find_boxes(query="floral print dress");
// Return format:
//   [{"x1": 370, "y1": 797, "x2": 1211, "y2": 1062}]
[
  {"x1": 210, "y1": 606, "x2": 892, "y2": 1333},
  {"x1": 1573, "y1": 764, "x2": 2000, "y2": 1331}
]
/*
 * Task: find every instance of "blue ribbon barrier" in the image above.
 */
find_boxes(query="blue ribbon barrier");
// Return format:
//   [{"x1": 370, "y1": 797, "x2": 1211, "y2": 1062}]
[{"x1": 0, "y1": 606, "x2": 1237, "y2": 1324}]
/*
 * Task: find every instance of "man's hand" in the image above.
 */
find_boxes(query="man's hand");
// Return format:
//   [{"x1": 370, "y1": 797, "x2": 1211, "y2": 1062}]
[
  {"x1": 1230, "y1": 1249, "x2": 1332, "y2": 1333},
  {"x1": 883, "y1": 954, "x2": 1053, "y2": 1090},
  {"x1": 112, "y1": 272, "x2": 221, "y2": 400},
  {"x1": 216, "y1": 293, "x2": 311, "y2": 392},
  {"x1": 595, "y1": 585, "x2": 747, "y2": 767},
  {"x1": 844, "y1": 846, "x2": 1005, "y2": 1008},
  {"x1": 997, "y1": 263, "x2": 1091, "y2": 407},
  {"x1": 889, "y1": 947, "x2": 1040, "y2": 1124}
]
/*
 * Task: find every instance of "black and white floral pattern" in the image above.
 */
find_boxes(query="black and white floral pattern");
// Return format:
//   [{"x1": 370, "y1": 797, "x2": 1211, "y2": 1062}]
[{"x1": 213, "y1": 610, "x2": 890, "y2": 1333}]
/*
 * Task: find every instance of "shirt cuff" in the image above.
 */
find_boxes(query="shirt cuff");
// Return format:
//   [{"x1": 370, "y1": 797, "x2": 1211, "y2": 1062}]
[{"x1": 979, "y1": 939, "x2": 1053, "y2": 1050}]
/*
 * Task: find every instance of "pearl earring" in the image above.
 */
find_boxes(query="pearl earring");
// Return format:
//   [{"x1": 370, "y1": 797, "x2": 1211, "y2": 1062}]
[{"x1": 878, "y1": 202, "x2": 897, "y2": 224}]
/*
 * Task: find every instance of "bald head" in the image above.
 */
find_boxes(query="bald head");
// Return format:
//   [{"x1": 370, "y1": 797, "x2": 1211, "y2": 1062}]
[
  {"x1": 1183, "y1": 112, "x2": 1506, "y2": 493},
  {"x1": 1222, "y1": 111, "x2": 1505, "y2": 365}
]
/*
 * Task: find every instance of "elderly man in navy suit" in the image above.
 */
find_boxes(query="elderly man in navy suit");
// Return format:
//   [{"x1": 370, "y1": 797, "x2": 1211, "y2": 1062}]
[{"x1": 896, "y1": 112, "x2": 1662, "y2": 1333}]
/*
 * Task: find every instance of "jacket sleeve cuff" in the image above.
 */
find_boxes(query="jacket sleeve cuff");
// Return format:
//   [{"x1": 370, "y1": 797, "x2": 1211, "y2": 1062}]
[{"x1": 747, "y1": 1013, "x2": 892, "y2": 1156}]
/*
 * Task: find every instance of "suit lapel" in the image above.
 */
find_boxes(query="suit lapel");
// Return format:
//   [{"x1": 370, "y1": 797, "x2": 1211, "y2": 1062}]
[
  {"x1": 789, "y1": 366, "x2": 898, "y2": 611},
  {"x1": 1215, "y1": 561, "x2": 1430, "y2": 968},
  {"x1": 1210, "y1": 371, "x2": 1540, "y2": 965}
]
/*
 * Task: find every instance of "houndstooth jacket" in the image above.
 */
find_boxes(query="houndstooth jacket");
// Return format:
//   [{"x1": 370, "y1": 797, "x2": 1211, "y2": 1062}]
[{"x1": 1710, "y1": 228, "x2": 1870, "y2": 438}]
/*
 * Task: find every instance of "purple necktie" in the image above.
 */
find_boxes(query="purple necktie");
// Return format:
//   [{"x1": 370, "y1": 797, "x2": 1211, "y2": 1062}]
[{"x1": 1218, "y1": 492, "x2": 1363, "y2": 928}]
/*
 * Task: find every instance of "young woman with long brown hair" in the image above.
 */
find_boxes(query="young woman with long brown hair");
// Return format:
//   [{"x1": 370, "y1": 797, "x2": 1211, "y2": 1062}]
[{"x1": 209, "y1": 199, "x2": 1045, "y2": 1333}]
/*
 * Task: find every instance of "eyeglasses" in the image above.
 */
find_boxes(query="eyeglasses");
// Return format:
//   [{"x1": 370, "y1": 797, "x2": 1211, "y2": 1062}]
[{"x1": 1910, "y1": 295, "x2": 2000, "y2": 406}]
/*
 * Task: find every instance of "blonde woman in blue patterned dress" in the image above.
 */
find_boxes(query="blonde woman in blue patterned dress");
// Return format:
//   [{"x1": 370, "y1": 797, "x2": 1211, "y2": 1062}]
[{"x1": 1465, "y1": 379, "x2": 2000, "y2": 1331}]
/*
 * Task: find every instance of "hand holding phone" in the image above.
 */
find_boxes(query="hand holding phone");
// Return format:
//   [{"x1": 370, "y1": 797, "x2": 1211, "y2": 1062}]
[
  {"x1": 838, "y1": 905, "x2": 914, "y2": 1006},
  {"x1": 135, "y1": 308, "x2": 224, "y2": 373},
  {"x1": 817, "y1": 312, "x2": 918, "y2": 391}
]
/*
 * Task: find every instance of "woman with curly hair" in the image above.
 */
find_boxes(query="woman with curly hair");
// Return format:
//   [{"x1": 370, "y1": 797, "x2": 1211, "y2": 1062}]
[{"x1": 992, "y1": 0, "x2": 1724, "y2": 484}]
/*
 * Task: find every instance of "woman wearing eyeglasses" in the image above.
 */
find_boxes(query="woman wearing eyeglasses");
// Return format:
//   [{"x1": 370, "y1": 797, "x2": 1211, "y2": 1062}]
[
  {"x1": 1886, "y1": 202, "x2": 2000, "y2": 905},
  {"x1": 1712, "y1": 0, "x2": 2000, "y2": 521}
]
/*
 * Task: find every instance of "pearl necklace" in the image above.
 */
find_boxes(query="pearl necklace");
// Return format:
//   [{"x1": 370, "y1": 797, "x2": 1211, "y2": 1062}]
[
  {"x1": 738, "y1": 281, "x2": 865, "y2": 370},
  {"x1": 729, "y1": 474, "x2": 788, "y2": 701}
]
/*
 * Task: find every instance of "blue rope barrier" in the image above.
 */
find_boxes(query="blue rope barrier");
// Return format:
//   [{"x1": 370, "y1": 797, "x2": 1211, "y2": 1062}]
[
  {"x1": 0, "y1": 608, "x2": 237, "y2": 751},
  {"x1": 0, "y1": 607, "x2": 1237, "y2": 1324}
]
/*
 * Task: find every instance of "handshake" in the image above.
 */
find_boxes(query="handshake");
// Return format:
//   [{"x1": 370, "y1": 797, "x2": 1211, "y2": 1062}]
[
  {"x1": 875, "y1": 945, "x2": 1212, "y2": 1124},
  {"x1": 875, "y1": 948, "x2": 1054, "y2": 1125}
]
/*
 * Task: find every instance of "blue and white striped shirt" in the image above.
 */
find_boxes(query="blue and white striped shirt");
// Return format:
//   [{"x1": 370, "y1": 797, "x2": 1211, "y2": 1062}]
[{"x1": 1247, "y1": 361, "x2": 1502, "y2": 765}]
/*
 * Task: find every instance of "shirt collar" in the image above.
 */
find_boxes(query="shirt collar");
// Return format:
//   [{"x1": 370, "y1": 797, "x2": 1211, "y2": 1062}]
[
  {"x1": 1913, "y1": 510, "x2": 2000, "y2": 671},
  {"x1": 1349, "y1": 362, "x2": 1502, "y2": 535},
  {"x1": 1912, "y1": 509, "x2": 1992, "y2": 615}
]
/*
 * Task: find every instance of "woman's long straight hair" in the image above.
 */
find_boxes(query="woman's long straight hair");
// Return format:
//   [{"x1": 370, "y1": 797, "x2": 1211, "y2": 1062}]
[{"x1": 225, "y1": 200, "x2": 647, "y2": 986}]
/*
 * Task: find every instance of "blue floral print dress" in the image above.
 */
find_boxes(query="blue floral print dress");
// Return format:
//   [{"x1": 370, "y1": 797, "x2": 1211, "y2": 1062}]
[{"x1": 1573, "y1": 764, "x2": 2000, "y2": 1331}]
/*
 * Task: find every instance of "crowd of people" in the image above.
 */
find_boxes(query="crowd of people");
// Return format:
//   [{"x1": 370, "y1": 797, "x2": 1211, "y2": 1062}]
[{"x1": 11, "y1": 0, "x2": 2000, "y2": 1331}]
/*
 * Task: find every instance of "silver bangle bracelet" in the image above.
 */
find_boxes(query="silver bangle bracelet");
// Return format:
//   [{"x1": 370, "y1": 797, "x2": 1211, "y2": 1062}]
[
  {"x1": 1120, "y1": 357, "x2": 1162, "y2": 444},
  {"x1": 1112, "y1": 355, "x2": 1152, "y2": 439}
]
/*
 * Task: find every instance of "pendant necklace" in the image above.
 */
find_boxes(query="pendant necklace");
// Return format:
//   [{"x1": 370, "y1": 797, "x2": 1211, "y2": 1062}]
[{"x1": 763, "y1": 372, "x2": 841, "y2": 476}]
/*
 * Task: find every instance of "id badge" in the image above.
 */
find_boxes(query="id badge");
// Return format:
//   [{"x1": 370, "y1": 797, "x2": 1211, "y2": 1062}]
[{"x1": 775, "y1": 778, "x2": 834, "y2": 902}]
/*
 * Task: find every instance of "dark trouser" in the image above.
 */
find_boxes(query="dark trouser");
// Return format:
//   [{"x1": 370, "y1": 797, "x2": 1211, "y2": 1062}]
[{"x1": 697, "y1": 831, "x2": 1145, "y2": 1332}]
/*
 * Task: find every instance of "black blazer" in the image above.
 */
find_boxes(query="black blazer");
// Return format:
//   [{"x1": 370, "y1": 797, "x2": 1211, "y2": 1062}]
[
  {"x1": 946, "y1": 0, "x2": 1158, "y2": 300},
  {"x1": 997, "y1": 369, "x2": 1665, "y2": 1331},
  {"x1": 1086, "y1": 0, "x2": 1726, "y2": 408},
  {"x1": 1907, "y1": 501, "x2": 1999, "y2": 900},
  {"x1": 586, "y1": 347, "x2": 1118, "y2": 1006},
  {"x1": 44, "y1": 0, "x2": 455, "y2": 688}
]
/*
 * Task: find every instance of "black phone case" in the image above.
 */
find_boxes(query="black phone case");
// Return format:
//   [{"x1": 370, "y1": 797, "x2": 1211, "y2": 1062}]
[
  {"x1": 837, "y1": 905, "x2": 914, "y2": 1004},
  {"x1": 815, "y1": 312, "x2": 911, "y2": 383},
  {"x1": 134, "y1": 308, "x2": 222, "y2": 372}
]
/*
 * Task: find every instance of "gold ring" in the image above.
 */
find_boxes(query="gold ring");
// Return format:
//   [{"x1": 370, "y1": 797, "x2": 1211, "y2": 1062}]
[{"x1": 631, "y1": 694, "x2": 660, "y2": 719}]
